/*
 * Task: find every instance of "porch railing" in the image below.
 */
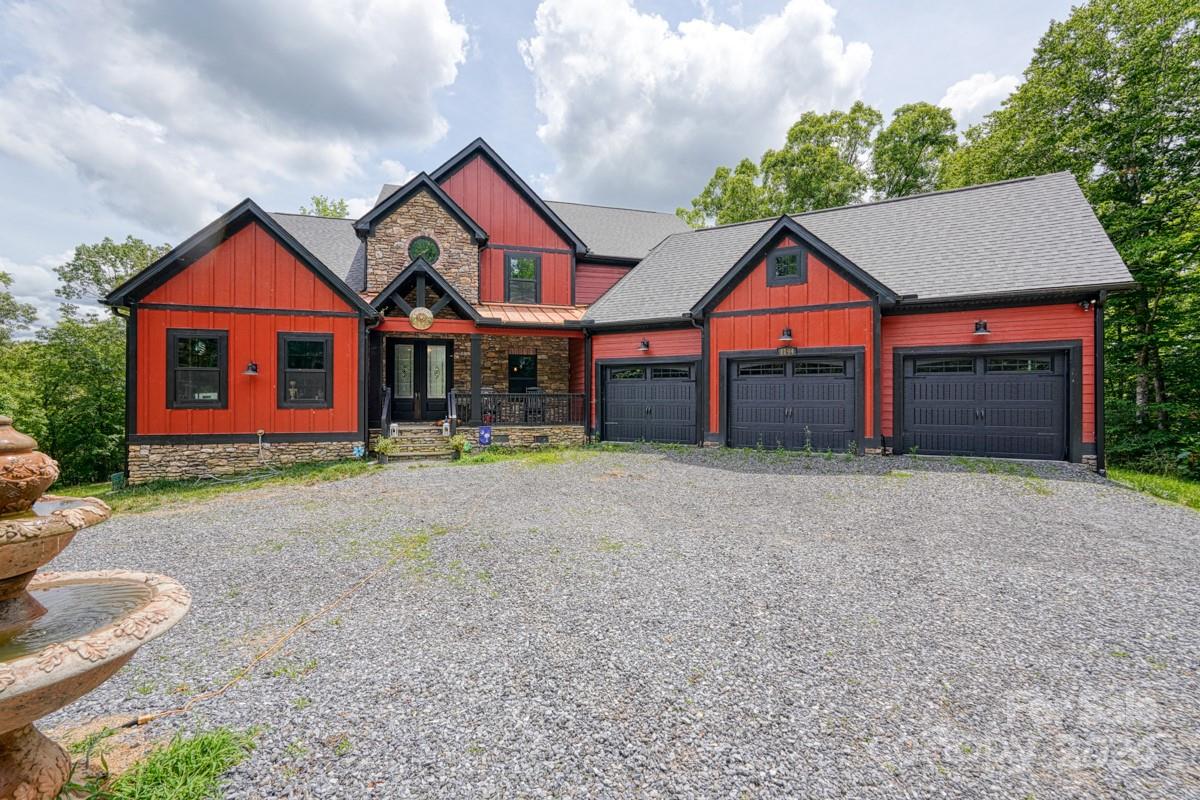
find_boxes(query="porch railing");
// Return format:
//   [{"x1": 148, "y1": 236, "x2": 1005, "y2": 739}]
[{"x1": 453, "y1": 391, "x2": 585, "y2": 426}]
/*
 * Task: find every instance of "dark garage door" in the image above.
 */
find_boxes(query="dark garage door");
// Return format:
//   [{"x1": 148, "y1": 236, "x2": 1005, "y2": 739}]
[
  {"x1": 728, "y1": 357, "x2": 858, "y2": 450},
  {"x1": 602, "y1": 363, "x2": 696, "y2": 443},
  {"x1": 900, "y1": 352, "x2": 1067, "y2": 459}
]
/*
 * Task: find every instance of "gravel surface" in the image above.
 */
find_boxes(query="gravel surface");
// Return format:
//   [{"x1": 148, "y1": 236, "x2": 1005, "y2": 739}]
[{"x1": 42, "y1": 448, "x2": 1200, "y2": 798}]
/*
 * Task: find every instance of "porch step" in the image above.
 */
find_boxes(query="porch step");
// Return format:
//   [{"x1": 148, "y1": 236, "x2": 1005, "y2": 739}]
[{"x1": 388, "y1": 450, "x2": 453, "y2": 461}]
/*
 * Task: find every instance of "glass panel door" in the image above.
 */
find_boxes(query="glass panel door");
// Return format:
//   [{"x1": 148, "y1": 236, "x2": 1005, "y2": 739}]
[
  {"x1": 426, "y1": 345, "x2": 447, "y2": 399},
  {"x1": 394, "y1": 344, "x2": 414, "y2": 398}
]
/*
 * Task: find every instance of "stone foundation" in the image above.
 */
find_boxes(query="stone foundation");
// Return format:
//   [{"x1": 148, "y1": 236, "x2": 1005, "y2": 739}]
[
  {"x1": 459, "y1": 425, "x2": 586, "y2": 449},
  {"x1": 126, "y1": 439, "x2": 360, "y2": 484}
]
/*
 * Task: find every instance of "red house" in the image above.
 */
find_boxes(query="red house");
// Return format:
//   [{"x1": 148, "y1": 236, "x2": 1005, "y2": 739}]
[{"x1": 104, "y1": 138, "x2": 1133, "y2": 483}]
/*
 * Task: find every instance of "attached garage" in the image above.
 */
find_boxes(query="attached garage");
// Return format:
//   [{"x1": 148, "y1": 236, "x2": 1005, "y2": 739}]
[
  {"x1": 896, "y1": 347, "x2": 1076, "y2": 460},
  {"x1": 600, "y1": 361, "x2": 697, "y2": 443},
  {"x1": 725, "y1": 352, "x2": 862, "y2": 451}
]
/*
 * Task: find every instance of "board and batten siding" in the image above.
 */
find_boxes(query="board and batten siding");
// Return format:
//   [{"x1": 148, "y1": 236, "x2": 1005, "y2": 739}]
[
  {"x1": 589, "y1": 328, "x2": 702, "y2": 429},
  {"x1": 880, "y1": 304, "x2": 1096, "y2": 444},
  {"x1": 439, "y1": 154, "x2": 575, "y2": 306},
  {"x1": 706, "y1": 238, "x2": 875, "y2": 440},
  {"x1": 574, "y1": 263, "x2": 630, "y2": 305},
  {"x1": 135, "y1": 221, "x2": 361, "y2": 437}
]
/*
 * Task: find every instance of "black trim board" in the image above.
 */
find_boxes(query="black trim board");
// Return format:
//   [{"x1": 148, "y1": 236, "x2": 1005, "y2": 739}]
[
  {"x1": 708, "y1": 300, "x2": 873, "y2": 319},
  {"x1": 885, "y1": 288, "x2": 1134, "y2": 315},
  {"x1": 104, "y1": 198, "x2": 375, "y2": 317},
  {"x1": 692, "y1": 216, "x2": 898, "y2": 314},
  {"x1": 369, "y1": 257, "x2": 481, "y2": 321},
  {"x1": 891, "y1": 340, "x2": 1085, "y2": 463},
  {"x1": 594, "y1": 355, "x2": 703, "y2": 445},
  {"x1": 129, "y1": 432, "x2": 363, "y2": 445},
  {"x1": 716, "y1": 346, "x2": 867, "y2": 453},
  {"x1": 125, "y1": 305, "x2": 137, "y2": 438},
  {"x1": 582, "y1": 333, "x2": 593, "y2": 437},
  {"x1": 872, "y1": 299, "x2": 882, "y2": 450},
  {"x1": 429, "y1": 138, "x2": 588, "y2": 253},
  {"x1": 1095, "y1": 291, "x2": 1107, "y2": 473},
  {"x1": 354, "y1": 172, "x2": 487, "y2": 242}
]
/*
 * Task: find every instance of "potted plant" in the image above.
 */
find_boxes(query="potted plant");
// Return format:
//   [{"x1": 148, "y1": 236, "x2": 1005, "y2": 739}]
[
  {"x1": 374, "y1": 436, "x2": 400, "y2": 465},
  {"x1": 449, "y1": 433, "x2": 470, "y2": 460}
]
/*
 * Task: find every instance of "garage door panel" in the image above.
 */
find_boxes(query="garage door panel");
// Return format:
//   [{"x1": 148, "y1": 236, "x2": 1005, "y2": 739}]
[
  {"x1": 602, "y1": 363, "x2": 696, "y2": 444},
  {"x1": 729, "y1": 356, "x2": 858, "y2": 451},
  {"x1": 901, "y1": 352, "x2": 1067, "y2": 460}
]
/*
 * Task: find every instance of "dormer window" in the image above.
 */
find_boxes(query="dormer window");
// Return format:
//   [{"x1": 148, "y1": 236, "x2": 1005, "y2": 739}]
[
  {"x1": 767, "y1": 245, "x2": 808, "y2": 286},
  {"x1": 408, "y1": 236, "x2": 440, "y2": 264},
  {"x1": 505, "y1": 252, "x2": 541, "y2": 304}
]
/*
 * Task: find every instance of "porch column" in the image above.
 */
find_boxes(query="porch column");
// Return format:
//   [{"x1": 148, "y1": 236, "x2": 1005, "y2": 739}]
[{"x1": 470, "y1": 333, "x2": 482, "y2": 424}]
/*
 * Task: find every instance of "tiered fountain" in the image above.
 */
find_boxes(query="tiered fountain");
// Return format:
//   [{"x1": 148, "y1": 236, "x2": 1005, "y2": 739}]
[{"x1": 0, "y1": 416, "x2": 190, "y2": 799}]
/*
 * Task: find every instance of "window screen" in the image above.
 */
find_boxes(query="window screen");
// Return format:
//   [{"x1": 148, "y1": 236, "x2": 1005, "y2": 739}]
[
  {"x1": 279, "y1": 333, "x2": 333, "y2": 408},
  {"x1": 167, "y1": 330, "x2": 227, "y2": 408}
]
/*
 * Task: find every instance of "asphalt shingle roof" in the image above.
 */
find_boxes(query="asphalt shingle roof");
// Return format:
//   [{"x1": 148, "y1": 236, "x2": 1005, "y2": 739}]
[
  {"x1": 584, "y1": 172, "x2": 1134, "y2": 324},
  {"x1": 271, "y1": 212, "x2": 366, "y2": 291},
  {"x1": 545, "y1": 201, "x2": 691, "y2": 260}
]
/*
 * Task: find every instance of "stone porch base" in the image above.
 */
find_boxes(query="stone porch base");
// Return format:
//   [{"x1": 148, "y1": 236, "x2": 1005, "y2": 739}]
[{"x1": 126, "y1": 440, "x2": 359, "y2": 484}]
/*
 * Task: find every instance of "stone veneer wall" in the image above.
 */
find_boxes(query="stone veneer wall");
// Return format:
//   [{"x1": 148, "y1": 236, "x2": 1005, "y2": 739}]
[
  {"x1": 458, "y1": 425, "x2": 586, "y2": 448},
  {"x1": 365, "y1": 189, "x2": 478, "y2": 300},
  {"x1": 126, "y1": 440, "x2": 358, "y2": 484}
]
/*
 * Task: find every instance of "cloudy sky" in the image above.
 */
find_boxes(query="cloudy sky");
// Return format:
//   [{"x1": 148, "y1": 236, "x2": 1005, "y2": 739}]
[{"x1": 0, "y1": 0, "x2": 1071, "y2": 327}]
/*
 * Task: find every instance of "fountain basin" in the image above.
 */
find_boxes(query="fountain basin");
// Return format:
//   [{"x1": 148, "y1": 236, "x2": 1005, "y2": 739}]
[
  {"x1": 0, "y1": 497, "x2": 112, "y2": 594},
  {"x1": 0, "y1": 570, "x2": 190, "y2": 735}
]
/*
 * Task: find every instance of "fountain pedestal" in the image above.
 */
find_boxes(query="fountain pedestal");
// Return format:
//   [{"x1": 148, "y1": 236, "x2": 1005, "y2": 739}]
[{"x1": 0, "y1": 416, "x2": 191, "y2": 800}]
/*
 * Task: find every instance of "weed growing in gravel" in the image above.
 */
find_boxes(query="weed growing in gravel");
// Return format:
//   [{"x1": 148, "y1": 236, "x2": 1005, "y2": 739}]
[
  {"x1": 270, "y1": 658, "x2": 318, "y2": 681},
  {"x1": 75, "y1": 728, "x2": 256, "y2": 800},
  {"x1": 331, "y1": 734, "x2": 353, "y2": 757},
  {"x1": 597, "y1": 535, "x2": 626, "y2": 553},
  {"x1": 291, "y1": 696, "x2": 312, "y2": 710},
  {"x1": 1110, "y1": 649, "x2": 1131, "y2": 659},
  {"x1": 133, "y1": 682, "x2": 156, "y2": 696},
  {"x1": 455, "y1": 446, "x2": 602, "y2": 466},
  {"x1": 884, "y1": 470, "x2": 914, "y2": 479},
  {"x1": 284, "y1": 740, "x2": 309, "y2": 758},
  {"x1": 69, "y1": 726, "x2": 118, "y2": 756},
  {"x1": 950, "y1": 456, "x2": 1052, "y2": 496}
]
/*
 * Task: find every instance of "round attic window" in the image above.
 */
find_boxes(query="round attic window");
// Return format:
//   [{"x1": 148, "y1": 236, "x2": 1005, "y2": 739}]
[{"x1": 408, "y1": 236, "x2": 440, "y2": 264}]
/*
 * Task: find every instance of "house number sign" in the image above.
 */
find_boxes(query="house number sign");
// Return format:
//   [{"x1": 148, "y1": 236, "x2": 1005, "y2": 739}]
[{"x1": 409, "y1": 306, "x2": 434, "y2": 330}]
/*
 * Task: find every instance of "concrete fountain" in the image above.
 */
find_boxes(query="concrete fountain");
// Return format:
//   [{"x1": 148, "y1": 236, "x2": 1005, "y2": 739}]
[{"x1": 0, "y1": 416, "x2": 190, "y2": 799}]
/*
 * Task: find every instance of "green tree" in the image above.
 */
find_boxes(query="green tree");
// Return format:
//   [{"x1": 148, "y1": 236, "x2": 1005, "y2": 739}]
[
  {"x1": 871, "y1": 103, "x2": 958, "y2": 199},
  {"x1": 940, "y1": 0, "x2": 1200, "y2": 471},
  {"x1": 678, "y1": 102, "x2": 883, "y2": 227},
  {"x1": 55, "y1": 236, "x2": 171, "y2": 304},
  {"x1": 300, "y1": 195, "x2": 350, "y2": 218},
  {"x1": 35, "y1": 313, "x2": 127, "y2": 483},
  {"x1": 0, "y1": 270, "x2": 37, "y2": 342},
  {"x1": 0, "y1": 340, "x2": 48, "y2": 446}
]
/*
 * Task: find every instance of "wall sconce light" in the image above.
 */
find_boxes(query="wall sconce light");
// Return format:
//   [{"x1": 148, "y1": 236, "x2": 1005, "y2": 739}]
[
  {"x1": 242, "y1": 361, "x2": 259, "y2": 376},
  {"x1": 1079, "y1": 299, "x2": 1094, "y2": 311},
  {"x1": 973, "y1": 320, "x2": 990, "y2": 336},
  {"x1": 637, "y1": 338, "x2": 650, "y2": 352},
  {"x1": 779, "y1": 327, "x2": 793, "y2": 342}
]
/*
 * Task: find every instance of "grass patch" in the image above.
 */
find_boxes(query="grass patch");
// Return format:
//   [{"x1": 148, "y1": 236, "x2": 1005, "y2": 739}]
[
  {"x1": 69, "y1": 726, "x2": 118, "y2": 756},
  {"x1": 454, "y1": 445, "x2": 598, "y2": 466},
  {"x1": 84, "y1": 727, "x2": 255, "y2": 800},
  {"x1": 57, "y1": 459, "x2": 377, "y2": 514},
  {"x1": 949, "y1": 456, "x2": 1052, "y2": 496},
  {"x1": 1108, "y1": 467, "x2": 1200, "y2": 511}
]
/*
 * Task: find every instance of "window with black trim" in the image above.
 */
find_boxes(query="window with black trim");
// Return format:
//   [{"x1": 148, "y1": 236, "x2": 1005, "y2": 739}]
[
  {"x1": 608, "y1": 366, "x2": 645, "y2": 380},
  {"x1": 738, "y1": 361, "x2": 785, "y2": 377},
  {"x1": 508, "y1": 354, "x2": 538, "y2": 393},
  {"x1": 650, "y1": 365, "x2": 691, "y2": 380},
  {"x1": 278, "y1": 333, "x2": 333, "y2": 408},
  {"x1": 767, "y1": 246, "x2": 808, "y2": 286},
  {"x1": 793, "y1": 360, "x2": 844, "y2": 375},
  {"x1": 505, "y1": 252, "x2": 541, "y2": 304},
  {"x1": 986, "y1": 356, "x2": 1052, "y2": 373},
  {"x1": 913, "y1": 357, "x2": 974, "y2": 375},
  {"x1": 167, "y1": 329, "x2": 227, "y2": 409}
]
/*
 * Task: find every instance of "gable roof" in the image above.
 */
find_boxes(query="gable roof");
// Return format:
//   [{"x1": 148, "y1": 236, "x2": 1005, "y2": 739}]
[
  {"x1": 105, "y1": 198, "x2": 375, "y2": 316},
  {"x1": 584, "y1": 172, "x2": 1135, "y2": 325},
  {"x1": 355, "y1": 172, "x2": 487, "y2": 242},
  {"x1": 546, "y1": 201, "x2": 692, "y2": 261},
  {"x1": 429, "y1": 138, "x2": 588, "y2": 253},
  {"x1": 369, "y1": 257, "x2": 481, "y2": 321},
  {"x1": 271, "y1": 212, "x2": 365, "y2": 291}
]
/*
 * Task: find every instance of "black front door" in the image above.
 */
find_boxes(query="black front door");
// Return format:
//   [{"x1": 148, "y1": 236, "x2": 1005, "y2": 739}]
[{"x1": 386, "y1": 339, "x2": 452, "y2": 422}]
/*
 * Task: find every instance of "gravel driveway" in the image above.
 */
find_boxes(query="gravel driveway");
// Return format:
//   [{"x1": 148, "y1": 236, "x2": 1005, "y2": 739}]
[{"x1": 44, "y1": 448, "x2": 1200, "y2": 798}]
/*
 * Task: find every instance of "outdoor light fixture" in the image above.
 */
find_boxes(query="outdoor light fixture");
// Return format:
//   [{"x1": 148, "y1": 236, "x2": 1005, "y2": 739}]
[
  {"x1": 779, "y1": 327, "x2": 793, "y2": 342},
  {"x1": 973, "y1": 320, "x2": 990, "y2": 336},
  {"x1": 1079, "y1": 299, "x2": 1094, "y2": 311},
  {"x1": 638, "y1": 338, "x2": 650, "y2": 352},
  {"x1": 242, "y1": 361, "x2": 259, "y2": 376}
]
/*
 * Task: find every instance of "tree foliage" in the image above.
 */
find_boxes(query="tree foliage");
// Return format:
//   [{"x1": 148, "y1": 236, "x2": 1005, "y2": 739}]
[
  {"x1": 0, "y1": 270, "x2": 37, "y2": 342},
  {"x1": 872, "y1": 103, "x2": 958, "y2": 199},
  {"x1": 678, "y1": 100, "x2": 955, "y2": 226},
  {"x1": 55, "y1": 236, "x2": 171, "y2": 304},
  {"x1": 299, "y1": 195, "x2": 350, "y2": 218},
  {"x1": 940, "y1": 0, "x2": 1200, "y2": 473}
]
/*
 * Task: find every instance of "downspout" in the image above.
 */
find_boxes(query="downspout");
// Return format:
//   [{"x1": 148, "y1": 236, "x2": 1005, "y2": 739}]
[
  {"x1": 363, "y1": 310, "x2": 383, "y2": 454},
  {"x1": 1095, "y1": 290, "x2": 1107, "y2": 475}
]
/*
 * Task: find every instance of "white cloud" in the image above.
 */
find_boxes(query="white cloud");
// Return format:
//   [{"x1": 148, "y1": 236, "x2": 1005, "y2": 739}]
[
  {"x1": 519, "y1": 0, "x2": 871, "y2": 208},
  {"x1": 0, "y1": 0, "x2": 469, "y2": 236},
  {"x1": 0, "y1": 251, "x2": 93, "y2": 332},
  {"x1": 938, "y1": 72, "x2": 1020, "y2": 127}
]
